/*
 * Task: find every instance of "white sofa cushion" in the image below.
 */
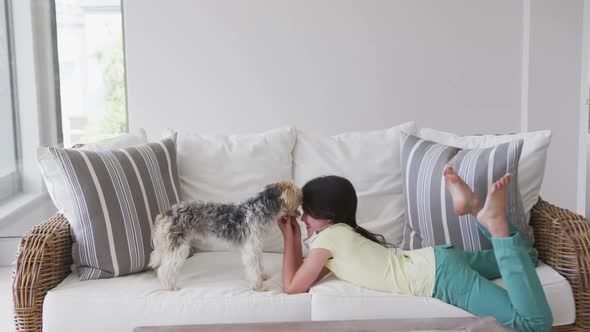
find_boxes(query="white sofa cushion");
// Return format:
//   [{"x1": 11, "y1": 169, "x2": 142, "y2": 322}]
[
  {"x1": 44, "y1": 255, "x2": 574, "y2": 331},
  {"x1": 417, "y1": 128, "x2": 551, "y2": 226},
  {"x1": 43, "y1": 252, "x2": 310, "y2": 332},
  {"x1": 293, "y1": 122, "x2": 416, "y2": 246},
  {"x1": 173, "y1": 127, "x2": 297, "y2": 252},
  {"x1": 309, "y1": 261, "x2": 574, "y2": 326}
]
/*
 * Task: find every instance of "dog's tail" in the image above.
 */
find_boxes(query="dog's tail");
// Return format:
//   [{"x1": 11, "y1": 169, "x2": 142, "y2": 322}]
[{"x1": 148, "y1": 213, "x2": 171, "y2": 270}]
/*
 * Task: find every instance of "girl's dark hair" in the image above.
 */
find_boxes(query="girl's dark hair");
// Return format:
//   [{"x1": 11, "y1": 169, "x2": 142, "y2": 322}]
[{"x1": 301, "y1": 175, "x2": 394, "y2": 248}]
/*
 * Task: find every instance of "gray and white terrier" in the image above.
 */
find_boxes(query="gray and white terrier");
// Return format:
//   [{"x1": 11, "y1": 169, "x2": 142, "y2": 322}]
[{"x1": 149, "y1": 181, "x2": 302, "y2": 291}]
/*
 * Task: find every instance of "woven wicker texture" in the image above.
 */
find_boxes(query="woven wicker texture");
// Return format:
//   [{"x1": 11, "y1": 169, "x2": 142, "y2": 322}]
[
  {"x1": 12, "y1": 214, "x2": 71, "y2": 332},
  {"x1": 531, "y1": 198, "x2": 590, "y2": 331},
  {"x1": 11, "y1": 199, "x2": 590, "y2": 331}
]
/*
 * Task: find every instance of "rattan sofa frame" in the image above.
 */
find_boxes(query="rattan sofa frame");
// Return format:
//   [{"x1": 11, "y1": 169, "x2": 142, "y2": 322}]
[{"x1": 11, "y1": 198, "x2": 590, "y2": 331}]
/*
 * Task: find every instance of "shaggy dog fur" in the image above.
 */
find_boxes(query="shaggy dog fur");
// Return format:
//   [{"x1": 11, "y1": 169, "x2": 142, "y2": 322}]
[{"x1": 149, "y1": 181, "x2": 302, "y2": 291}]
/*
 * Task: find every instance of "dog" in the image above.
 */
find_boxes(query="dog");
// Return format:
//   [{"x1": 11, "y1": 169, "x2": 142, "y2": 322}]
[{"x1": 149, "y1": 181, "x2": 302, "y2": 291}]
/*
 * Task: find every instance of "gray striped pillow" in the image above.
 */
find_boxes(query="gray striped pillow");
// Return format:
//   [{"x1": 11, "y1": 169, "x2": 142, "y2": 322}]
[
  {"x1": 49, "y1": 135, "x2": 180, "y2": 280},
  {"x1": 400, "y1": 132, "x2": 531, "y2": 251}
]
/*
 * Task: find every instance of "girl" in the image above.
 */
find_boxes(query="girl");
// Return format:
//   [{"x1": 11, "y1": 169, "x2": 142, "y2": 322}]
[{"x1": 277, "y1": 167, "x2": 552, "y2": 332}]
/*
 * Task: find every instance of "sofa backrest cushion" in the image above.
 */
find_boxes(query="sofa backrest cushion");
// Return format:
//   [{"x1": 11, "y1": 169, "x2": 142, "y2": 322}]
[
  {"x1": 293, "y1": 122, "x2": 416, "y2": 247},
  {"x1": 400, "y1": 132, "x2": 530, "y2": 251},
  {"x1": 174, "y1": 127, "x2": 297, "y2": 252}
]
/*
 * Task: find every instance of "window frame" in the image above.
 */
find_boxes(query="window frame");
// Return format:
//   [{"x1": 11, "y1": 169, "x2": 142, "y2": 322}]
[
  {"x1": 0, "y1": 0, "x2": 22, "y2": 202},
  {"x1": 0, "y1": 171, "x2": 19, "y2": 202},
  {"x1": 0, "y1": 0, "x2": 61, "y2": 232}
]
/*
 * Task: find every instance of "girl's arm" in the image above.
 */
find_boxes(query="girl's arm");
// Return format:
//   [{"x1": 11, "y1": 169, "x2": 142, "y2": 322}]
[
  {"x1": 281, "y1": 218, "x2": 303, "y2": 291},
  {"x1": 291, "y1": 226, "x2": 332, "y2": 284},
  {"x1": 314, "y1": 266, "x2": 331, "y2": 284},
  {"x1": 279, "y1": 217, "x2": 332, "y2": 294},
  {"x1": 284, "y1": 248, "x2": 332, "y2": 294}
]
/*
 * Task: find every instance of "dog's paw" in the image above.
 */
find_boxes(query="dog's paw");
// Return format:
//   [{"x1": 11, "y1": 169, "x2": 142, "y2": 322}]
[
  {"x1": 161, "y1": 284, "x2": 179, "y2": 291},
  {"x1": 251, "y1": 282, "x2": 269, "y2": 292}
]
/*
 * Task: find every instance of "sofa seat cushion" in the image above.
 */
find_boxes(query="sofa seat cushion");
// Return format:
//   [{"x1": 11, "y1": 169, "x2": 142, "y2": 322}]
[
  {"x1": 43, "y1": 252, "x2": 310, "y2": 332},
  {"x1": 309, "y1": 262, "x2": 574, "y2": 326}
]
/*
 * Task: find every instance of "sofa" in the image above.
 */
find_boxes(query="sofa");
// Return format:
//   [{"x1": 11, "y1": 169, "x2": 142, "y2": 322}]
[{"x1": 11, "y1": 124, "x2": 590, "y2": 331}]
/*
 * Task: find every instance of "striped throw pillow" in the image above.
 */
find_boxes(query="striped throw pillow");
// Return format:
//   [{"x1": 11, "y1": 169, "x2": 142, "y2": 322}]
[
  {"x1": 48, "y1": 135, "x2": 180, "y2": 280},
  {"x1": 400, "y1": 132, "x2": 531, "y2": 251}
]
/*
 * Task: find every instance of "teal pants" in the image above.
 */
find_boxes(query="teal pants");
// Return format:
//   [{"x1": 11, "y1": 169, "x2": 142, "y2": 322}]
[{"x1": 432, "y1": 220, "x2": 553, "y2": 332}]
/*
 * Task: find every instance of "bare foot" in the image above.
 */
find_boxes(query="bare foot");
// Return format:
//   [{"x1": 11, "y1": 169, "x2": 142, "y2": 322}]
[
  {"x1": 476, "y1": 173, "x2": 512, "y2": 238},
  {"x1": 443, "y1": 166, "x2": 482, "y2": 216}
]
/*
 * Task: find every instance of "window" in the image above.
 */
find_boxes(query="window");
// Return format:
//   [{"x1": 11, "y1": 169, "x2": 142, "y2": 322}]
[
  {"x1": 0, "y1": 0, "x2": 20, "y2": 202},
  {"x1": 55, "y1": 0, "x2": 126, "y2": 147}
]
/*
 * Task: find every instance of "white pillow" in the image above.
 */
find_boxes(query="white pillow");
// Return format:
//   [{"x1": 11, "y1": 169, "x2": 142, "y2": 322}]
[
  {"x1": 418, "y1": 128, "x2": 552, "y2": 223},
  {"x1": 293, "y1": 122, "x2": 417, "y2": 247},
  {"x1": 37, "y1": 130, "x2": 148, "y2": 214},
  {"x1": 172, "y1": 127, "x2": 297, "y2": 252}
]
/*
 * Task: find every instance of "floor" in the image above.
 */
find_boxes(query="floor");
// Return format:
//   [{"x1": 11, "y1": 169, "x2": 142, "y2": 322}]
[{"x1": 0, "y1": 267, "x2": 15, "y2": 332}]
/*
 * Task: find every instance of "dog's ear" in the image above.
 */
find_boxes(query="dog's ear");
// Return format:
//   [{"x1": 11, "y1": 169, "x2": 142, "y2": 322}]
[{"x1": 277, "y1": 181, "x2": 302, "y2": 212}]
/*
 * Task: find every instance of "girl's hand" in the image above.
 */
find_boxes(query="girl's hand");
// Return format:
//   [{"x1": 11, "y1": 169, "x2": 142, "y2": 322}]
[
  {"x1": 277, "y1": 216, "x2": 293, "y2": 238},
  {"x1": 289, "y1": 216, "x2": 301, "y2": 237}
]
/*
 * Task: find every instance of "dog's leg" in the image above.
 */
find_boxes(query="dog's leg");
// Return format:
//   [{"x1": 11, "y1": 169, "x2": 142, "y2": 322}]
[
  {"x1": 241, "y1": 236, "x2": 268, "y2": 291},
  {"x1": 157, "y1": 242, "x2": 190, "y2": 291},
  {"x1": 148, "y1": 249, "x2": 162, "y2": 270},
  {"x1": 149, "y1": 249, "x2": 162, "y2": 270},
  {"x1": 149, "y1": 217, "x2": 167, "y2": 269}
]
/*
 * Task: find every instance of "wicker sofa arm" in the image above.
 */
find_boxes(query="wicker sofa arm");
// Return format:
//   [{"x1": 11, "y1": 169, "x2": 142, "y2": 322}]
[
  {"x1": 531, "y1": 198, "x2": 590, "y2": 331},
  {"x1": 12, "y1": 214, "x2": 72, "y2": 332}
]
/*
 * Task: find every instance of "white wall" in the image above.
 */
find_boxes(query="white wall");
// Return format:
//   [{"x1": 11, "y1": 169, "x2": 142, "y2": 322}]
[
  {"x1": 124, "y1": 0, "x2": 523, "y2": 136},
  {"x1": 525, "y1": 0, "x2": 586, "y2": 213},
  {"x1": 123, "y1": 0, "x2": 587, "y2": 212}
]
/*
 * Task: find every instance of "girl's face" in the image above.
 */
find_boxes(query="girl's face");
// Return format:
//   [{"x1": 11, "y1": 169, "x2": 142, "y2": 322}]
[{"x1": 301, "y1": 212, "x2": 333, "y2": 237}]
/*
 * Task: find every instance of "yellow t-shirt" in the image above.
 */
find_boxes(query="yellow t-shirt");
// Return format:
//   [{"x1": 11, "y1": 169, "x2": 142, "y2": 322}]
[{"x1": 309, "y1": 223, "x2": 435, "y2": 297}]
